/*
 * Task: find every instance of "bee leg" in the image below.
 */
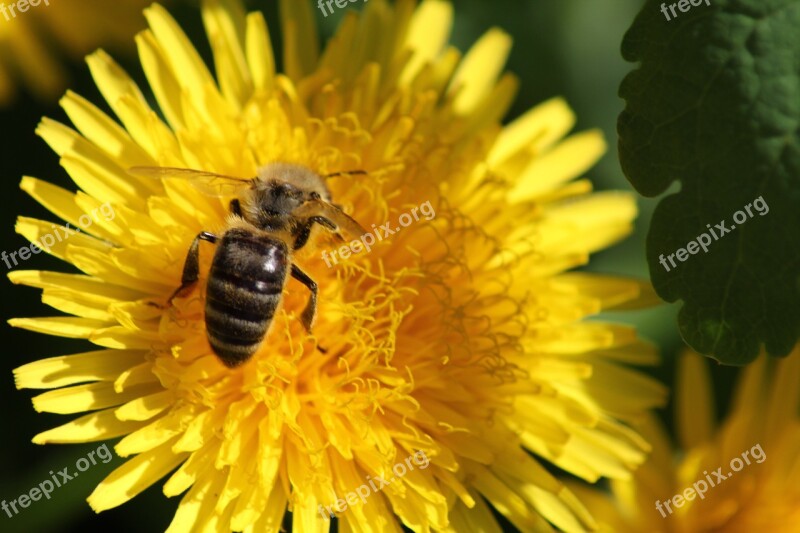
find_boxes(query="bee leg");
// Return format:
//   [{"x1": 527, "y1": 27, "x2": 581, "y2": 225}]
[
  {"x1": 292, "y1": 216, "x2": 336, "y2": 250},
  {"x1": 290, "y1": 264, "x2": 318, "y2": 332},
  {"x1": 168, "y1": 231, "x2": 218, "y2": 304},
  {"x1": 323, "y1": 170, "x2": 367, "y2": 179}
]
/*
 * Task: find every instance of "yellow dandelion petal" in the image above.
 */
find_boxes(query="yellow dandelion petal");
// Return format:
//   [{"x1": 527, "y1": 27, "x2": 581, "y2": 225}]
[
  {"x1": 278, "y1": 0, "x2": 320, "y2": 81},
  {"x1": 401, "y1": 0, "x2": 453, "y2": 85},
  {"x1": 13, "y1": 346, "x2": 143, "y2": 389},
  {"x1": 508, "y1": 130, "x2": 607, "y2": 203},
  {"x1": 488, "y1": 97, "x2": 576, "y2": 165},
  {"x1": 31, "y1": 381, "x2": 161, "y2": 414},
  {"x1": 447, "y1": 28, "x2": 512, "y2": 114},
  {"x1": 245, "y1": 12, "x2": 277, "y2": 94},
  {"x1": 88, "y1": 439, "x2": 188, "y2": 512},
  {"x1": 115, "y1": 390, "x2": 175, "y2": 422},
  {"x1": 32, "y1": 407, "x2": 148, "y2": 444},
  {"x1": 676, "y1": 351, "x2": 716, "y2": 450},
  {"x1": 59, "y1": 90, "x2": 156, "y2": 170},
  {"x1": 202, "y1": 0, "x2": 251, "y2": 109}
]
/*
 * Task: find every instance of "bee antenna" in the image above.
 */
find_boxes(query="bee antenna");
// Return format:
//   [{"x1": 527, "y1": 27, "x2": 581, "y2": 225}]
[{"x1": 323, "y1": 170, "x2": 367, "y2": 179}]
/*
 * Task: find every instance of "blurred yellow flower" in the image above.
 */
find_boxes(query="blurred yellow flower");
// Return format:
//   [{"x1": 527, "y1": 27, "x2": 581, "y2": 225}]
[
  {"x1": 571, "y1": 347, "x2": 800, "y2": 532},
  {"x1": 10, "y1": 0, "x2": 667, "y2": 530},
  {"x1": 0, "y1": 0, "x2": 158, "y2": 105}
]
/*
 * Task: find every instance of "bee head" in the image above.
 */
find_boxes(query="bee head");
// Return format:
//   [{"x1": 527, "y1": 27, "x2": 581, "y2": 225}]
[
  {"x1": 257, "y1": 163, "x2": 330, "y2": 199},
  {"x1": 243, "y1": 163, "x2": 332, "y2": 230}
]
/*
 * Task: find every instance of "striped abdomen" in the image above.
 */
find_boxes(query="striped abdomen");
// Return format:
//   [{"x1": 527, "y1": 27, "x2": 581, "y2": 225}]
[{"x1": 205, "y1": 228, "x2": 288, "y2": 367}]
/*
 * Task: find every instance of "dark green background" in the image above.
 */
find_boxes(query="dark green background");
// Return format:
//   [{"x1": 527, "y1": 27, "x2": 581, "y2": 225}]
[{"x1": 0, "y1": 1, "x2": 737, "y2": 531}]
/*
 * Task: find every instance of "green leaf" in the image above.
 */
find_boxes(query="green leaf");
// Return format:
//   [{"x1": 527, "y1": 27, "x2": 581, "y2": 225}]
[{"x1": 618, "y1": 0, "x2": 800, "y2": 364}]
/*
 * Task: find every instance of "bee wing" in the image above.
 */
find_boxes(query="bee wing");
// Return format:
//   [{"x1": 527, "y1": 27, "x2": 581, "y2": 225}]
[
  {"x1": 295, "y1": 200, "x2": 366, "y2": 241},
  {"x1": 129, "y1": 166, "x2": 252, "y2": 197}
]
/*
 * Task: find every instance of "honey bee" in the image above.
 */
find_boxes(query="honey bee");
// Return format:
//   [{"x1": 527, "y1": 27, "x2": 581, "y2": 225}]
[{"x1": 130, "y1": 163, "x2": 366, "y2": 368}]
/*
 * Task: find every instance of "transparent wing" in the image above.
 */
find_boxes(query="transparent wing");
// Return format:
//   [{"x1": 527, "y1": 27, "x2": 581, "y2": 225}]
[
  {"x1": 294, "y1": 200, "x2": 367, "y2": 241},
  {"x1": 129, "y1": 166, "x2": 252, "y2": 197}
]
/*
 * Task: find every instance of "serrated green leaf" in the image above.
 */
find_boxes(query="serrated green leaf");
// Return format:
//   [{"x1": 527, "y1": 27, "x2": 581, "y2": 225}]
[{"x1": 618, "y1": 0, "x2": 800, "y2": 364}]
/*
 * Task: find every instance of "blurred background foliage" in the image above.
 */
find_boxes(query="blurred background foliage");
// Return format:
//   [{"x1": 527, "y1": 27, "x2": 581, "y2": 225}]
[{"x1": 0, "y1": 0, "x2": 739, "y2": 531}]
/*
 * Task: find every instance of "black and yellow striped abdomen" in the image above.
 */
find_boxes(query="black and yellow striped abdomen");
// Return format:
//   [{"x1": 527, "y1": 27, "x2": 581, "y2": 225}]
[{"x1": 205, "y1": 227, "x2": 289, "y2": 367}]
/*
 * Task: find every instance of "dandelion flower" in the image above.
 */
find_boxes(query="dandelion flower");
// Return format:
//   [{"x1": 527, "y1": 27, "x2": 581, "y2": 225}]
[
  {"x1": 571, "y1": 347, "x2": 800, "y2": 532},
  {"x1": 10, "y1": 0, "x2": 667, "y2": 530},
  {"x1": 0, "y1": 0, "x2": 159, "y2": 105}
]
